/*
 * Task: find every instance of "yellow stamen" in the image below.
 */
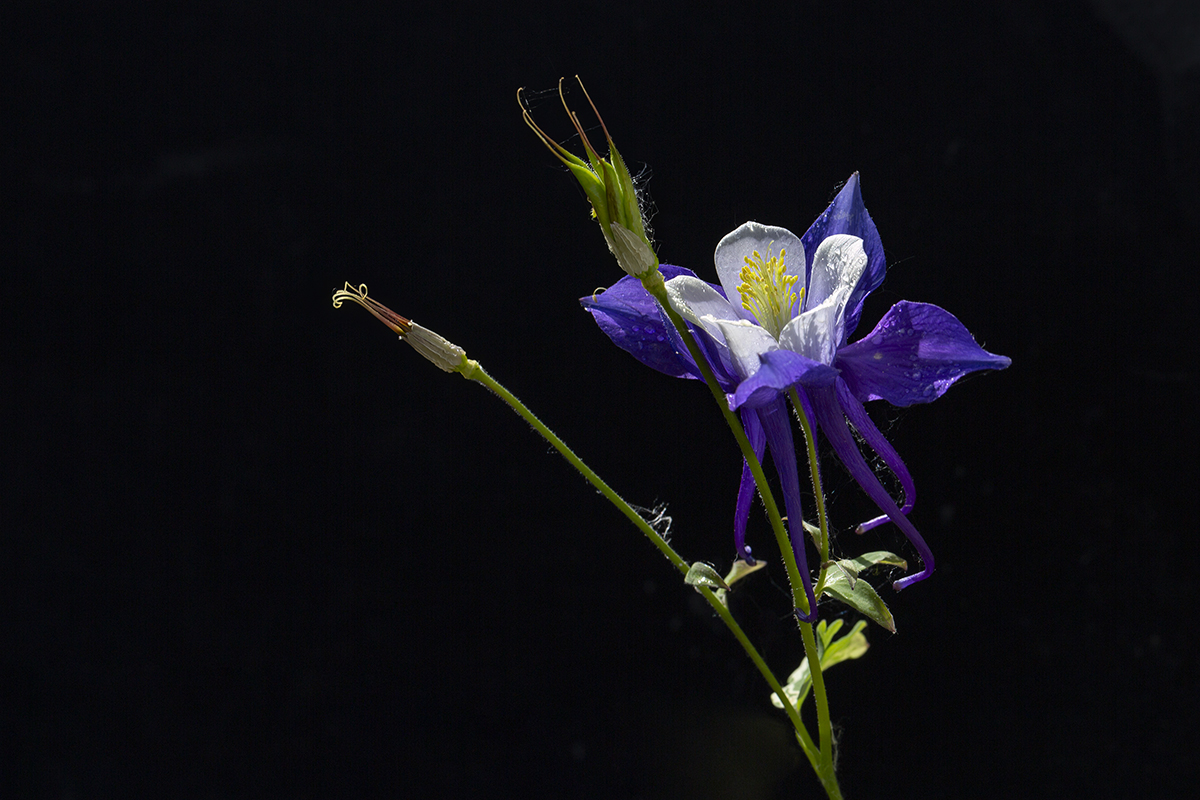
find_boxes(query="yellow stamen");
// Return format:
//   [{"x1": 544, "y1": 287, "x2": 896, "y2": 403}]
[
  {"x1": 331, "y1": 283, "x2": 412, "y2": 336},
  {"x1": 736, "y1": 247, "x2": 801, "y2": 339}
]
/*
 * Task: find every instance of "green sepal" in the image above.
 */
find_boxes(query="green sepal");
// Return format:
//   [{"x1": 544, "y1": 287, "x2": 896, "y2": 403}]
[{"x1": 770, "y1": 619, "x2": 869, "y2": 711}]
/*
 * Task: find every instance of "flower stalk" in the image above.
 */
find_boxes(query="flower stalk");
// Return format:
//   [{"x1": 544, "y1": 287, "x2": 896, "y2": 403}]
[{"x1": 463, "y1": 359, "x2": 824, "y2": 763}]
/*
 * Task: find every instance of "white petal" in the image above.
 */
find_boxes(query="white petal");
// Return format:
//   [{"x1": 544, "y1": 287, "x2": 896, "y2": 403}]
[
  {"x1": 714, "y1": 222, "x2": 806, "y2": 318},
  {"x1": 778, "y1": 287, "x2": 850, "y2": 365},
  {"x1": 665, "y1": 275, "x2": 741, "y2": 343},
  {"x1": 806, "y1": 234, "x2": 867, "y2": 309},
  {"x1": 711, "y1": 318, "x2": 778, "y2": 379}
]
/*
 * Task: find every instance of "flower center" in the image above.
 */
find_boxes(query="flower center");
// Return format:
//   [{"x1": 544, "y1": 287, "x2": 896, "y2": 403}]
[{"x1": 737, "y1": 247, "x2": 802, "y2": 339}]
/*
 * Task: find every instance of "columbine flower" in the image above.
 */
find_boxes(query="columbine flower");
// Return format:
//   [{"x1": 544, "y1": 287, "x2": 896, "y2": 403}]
[
  {"x1": 520, "y1": 77, "x2": 658, "y2": 278},
  {"x1": 582, "y1": 174, "x2": 1010, "y2": 592}
]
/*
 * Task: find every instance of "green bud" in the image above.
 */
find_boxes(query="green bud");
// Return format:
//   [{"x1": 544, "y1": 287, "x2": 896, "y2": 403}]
[{"x1": 520, "y1": 77, "x2": 658, "y2": 278}]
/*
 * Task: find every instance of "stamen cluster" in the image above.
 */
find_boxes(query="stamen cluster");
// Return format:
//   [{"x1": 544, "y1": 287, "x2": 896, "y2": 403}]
[{"x1": 737, "y1": 248, "x2": 801, "y2": 339}]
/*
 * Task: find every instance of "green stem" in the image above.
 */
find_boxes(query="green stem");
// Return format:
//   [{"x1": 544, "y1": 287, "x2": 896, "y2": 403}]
[
  {"x1": 461, "y1": 358, "x2": 686, "y2": 574},
  {"x1": 790, "y1": 388, "x2": 840, "y2": 795},
  {"x1": 635, "y1": 273, "x2": 842, "y2": 799},
  {"x1": 457, "y1": 357, "x2": 817, "y2": 763},
  {"x1": 790, "y1": 388, "x2": 831, "y2": 564},
  {"x1": 638, "y1": 272, "x2": 812, "y2": 619},
  {"x1": 700, "y1": 584, "x2": 818, "y2": 766}
]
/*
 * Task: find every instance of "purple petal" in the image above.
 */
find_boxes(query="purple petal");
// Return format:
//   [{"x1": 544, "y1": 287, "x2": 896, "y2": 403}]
[
  {"x1": 809, "y1": 382, "x2": 935, "y2": 591},
  {"x1": 733, "y1": 408, "x2": 768, "y2": 563},
  {"x1": 835, "y1": 301, "x2": 1012, "y2": 407},
  {"x1": 728, "y1": 349, "x2": 839, "y2": 410},
  {"x1": 800, "y1": 173, "x2": 886, "y2": 340},
  {"x1": 835, "y1": 380, "x2": 916, "y2": 534},
  {"x1": 758, "y1": 399, "x2": 819, "y2": 621},
  {"x1": 580, "y1": 265, "x2": 706, "y2": 380}
]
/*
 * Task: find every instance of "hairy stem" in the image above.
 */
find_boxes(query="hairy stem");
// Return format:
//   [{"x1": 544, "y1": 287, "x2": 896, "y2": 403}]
[
  {"x1": 639, "y1": 272, "x2": 842, "y2": 798},
  {"x1": 460, "y1": 358, "x2": 816, "y2": 762},
  {"x1": 638, "y1": 272, "x2": 813, "y2": 618}
]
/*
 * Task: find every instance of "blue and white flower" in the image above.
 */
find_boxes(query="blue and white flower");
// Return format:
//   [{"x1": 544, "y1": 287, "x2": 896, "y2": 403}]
[{"x1": 582, "y1": 174, "x2": 1010, "y2": 595}]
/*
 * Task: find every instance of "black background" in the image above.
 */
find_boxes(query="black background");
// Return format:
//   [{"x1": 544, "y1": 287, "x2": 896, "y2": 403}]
[{"x1": 8, "y1": 1, "x2": 1200, "y2": 797}]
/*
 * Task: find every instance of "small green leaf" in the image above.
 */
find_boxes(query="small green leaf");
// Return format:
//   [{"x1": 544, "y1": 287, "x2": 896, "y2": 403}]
[
  {"x1": 685, "y1": 562, "x2": 729, "y2": 593},
  {"x1": 814, "y1": 618, "x2": 844, "y2": 660},
  {"x1": 823, "y1": 572, "x2": 897, "y2": 634},
  {"x1": 826, "y1": 559, "x2": 858, "y2": 589},
  {"x1": 771, "y1": 659, "x2": 813, "y2": 711},
  {"x1": 770, "y1": 620, "x2": 870, "y2": 711},
  {"x1": 711, "y1": 558, "x2": 766, "y2": 607},
  {"x1": 723, "y1": 558, "x2": 767, "y2": 589},
  {"x1": 821, "y1": 620, "x2": 870, "y2": 668},
  {"x1": 841, "y1": 550, "x2": 908, "y2": 574},
  {"x1": 803, "y1": 520, "x2": 823, "y2": 548}
]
